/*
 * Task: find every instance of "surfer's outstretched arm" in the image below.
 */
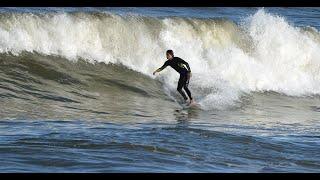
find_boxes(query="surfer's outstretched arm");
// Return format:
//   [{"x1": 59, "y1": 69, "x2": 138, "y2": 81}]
[
  {"x1": 153, "y1": 61, "x2": 169, "y2": 75},
  {"x1": 153, "y1": 68, "x2": 162, "y2": 75}
]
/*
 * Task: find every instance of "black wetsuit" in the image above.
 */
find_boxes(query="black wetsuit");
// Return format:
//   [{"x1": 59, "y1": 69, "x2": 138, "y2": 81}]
[{"x1": 159, "y1": 57, "x2": 193, "y2": 101}]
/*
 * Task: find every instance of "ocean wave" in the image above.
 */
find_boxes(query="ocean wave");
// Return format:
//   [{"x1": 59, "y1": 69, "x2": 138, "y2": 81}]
[{"x1": 1, "y1": 9, "x2": 320, "y2": 110}]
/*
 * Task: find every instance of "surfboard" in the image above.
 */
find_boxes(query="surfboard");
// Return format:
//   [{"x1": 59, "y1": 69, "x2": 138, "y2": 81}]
[{"x1": 180, "y1": 100, "x2": 201, "y2": 110}]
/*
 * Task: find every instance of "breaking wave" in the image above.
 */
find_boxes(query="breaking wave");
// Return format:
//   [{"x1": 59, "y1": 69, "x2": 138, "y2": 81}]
[{"x1": 1, "y1": 9, "x2": 320, "y2": 110}]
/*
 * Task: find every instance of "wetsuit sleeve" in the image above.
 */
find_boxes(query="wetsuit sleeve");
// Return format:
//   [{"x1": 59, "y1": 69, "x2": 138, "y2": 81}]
[
  {"x1": 178, "y1": 58, "x2": 191, "y2": 72},
  {"x1": 159, "y1": 61, "x2": 169, "y2": 70}
]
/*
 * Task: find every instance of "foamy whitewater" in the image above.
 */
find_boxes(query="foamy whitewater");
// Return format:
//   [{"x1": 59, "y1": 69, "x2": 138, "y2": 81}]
[{"x1": 1, "y1": 7, "x2": 320, "y2": 172}]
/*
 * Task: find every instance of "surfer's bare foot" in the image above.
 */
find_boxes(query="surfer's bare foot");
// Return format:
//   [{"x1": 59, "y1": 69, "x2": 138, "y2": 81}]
[
  {"x1": 189, "y1": 99, "x2": 194, "y2": 104},
  {"x1": 185, "y1": 99, "x2": 192, "y2": 106}
]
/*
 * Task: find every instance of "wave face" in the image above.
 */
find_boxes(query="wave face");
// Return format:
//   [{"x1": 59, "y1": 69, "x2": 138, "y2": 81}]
[{"x1": 1, "y1": 9, "x2": 320, "y2": 110}]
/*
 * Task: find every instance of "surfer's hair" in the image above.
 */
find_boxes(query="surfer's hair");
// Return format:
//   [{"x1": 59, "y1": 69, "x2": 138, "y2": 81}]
[{"x1": 166, "y1": 50, "x2": 174, "y2": 57}]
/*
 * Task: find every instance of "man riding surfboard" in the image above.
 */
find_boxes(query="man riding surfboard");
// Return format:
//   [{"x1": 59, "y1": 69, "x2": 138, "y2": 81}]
[{"x1": 153, "y1": 50, "x2": 194, "y2": 105}]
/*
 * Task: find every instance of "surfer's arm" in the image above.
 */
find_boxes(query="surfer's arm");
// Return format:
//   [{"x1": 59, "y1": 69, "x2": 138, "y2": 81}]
[
  {"x1": 153, "y1": 68, "x2": 162, "y2": 75},
  {"x1": 178, "y1": 57, "x2": 191, "y2": 72},
  {"x1": 153, "y1": 61, "x2": 168, "y2": 75},
  {"x1": 182, "y1": 60, "x2": 191, "y2": 72},
  {"x1": 178, "y1": 58, "x2": 192, "y2": 79}
]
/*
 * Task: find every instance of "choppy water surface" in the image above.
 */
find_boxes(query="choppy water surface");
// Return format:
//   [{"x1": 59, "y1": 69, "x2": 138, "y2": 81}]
[{"x1": 0, "y1": 7, "x2": 320, "y2": 172}]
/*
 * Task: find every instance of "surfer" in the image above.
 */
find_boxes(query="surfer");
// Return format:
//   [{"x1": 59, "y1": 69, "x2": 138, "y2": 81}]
[{"x1": 153, "y1": 50, "x2": 194, "y2": 104}]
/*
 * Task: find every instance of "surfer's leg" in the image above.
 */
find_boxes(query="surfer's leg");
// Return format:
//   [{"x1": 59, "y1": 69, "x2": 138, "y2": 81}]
[
  {"x1": 183, "y1": 76, "x2": 193, "y2": 101},
  {"x1": 183, "y1": 85, "x2": 192, "y2": 101},
  {"x1": 177, "y1": 75, "x2": 188, "y2": 101}
]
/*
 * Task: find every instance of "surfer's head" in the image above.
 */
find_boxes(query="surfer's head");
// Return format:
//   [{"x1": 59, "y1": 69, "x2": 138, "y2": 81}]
[{"x1": 166, "y1": 50, "x2": 174, "y2": 60}]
